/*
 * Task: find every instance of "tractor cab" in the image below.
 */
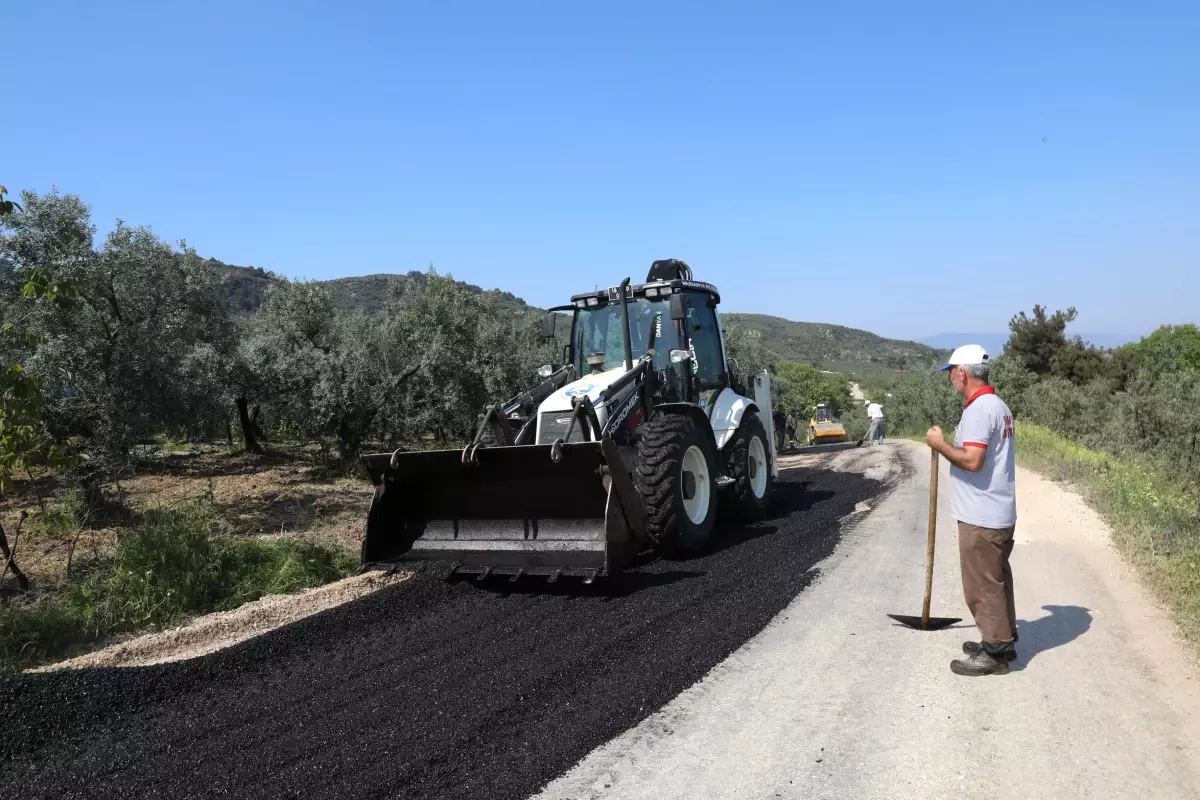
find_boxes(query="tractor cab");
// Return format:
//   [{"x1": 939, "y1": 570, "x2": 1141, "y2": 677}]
[
  {"x1": 531, "y1": 259, "x2": 739, "y2": 450},
  {"x1": 559, "y1": 260, "x2": 729, "y2": 409}
]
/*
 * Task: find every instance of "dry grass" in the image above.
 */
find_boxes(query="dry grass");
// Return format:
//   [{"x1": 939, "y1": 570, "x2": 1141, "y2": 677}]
[
  {"x1": 1, "y1": 443, "x2": 373, "y2": 591},
  {"x1": 0, "y1": 442, "x2": 377, "y2": 671}
]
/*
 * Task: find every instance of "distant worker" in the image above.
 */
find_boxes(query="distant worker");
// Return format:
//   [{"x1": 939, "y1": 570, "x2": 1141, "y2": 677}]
[
  {"x1": 785, "y1": 413, "x2": 797, "y2": 449},
  {"x1": 865, "y1": 399, "x2": 885, "y2": 445},
  {"x1": 926, "y1": 344, "x2": 1017, "y2": 677},
  {"x1": 773, "y1": 408, "x2": 787, "y2": 451}
]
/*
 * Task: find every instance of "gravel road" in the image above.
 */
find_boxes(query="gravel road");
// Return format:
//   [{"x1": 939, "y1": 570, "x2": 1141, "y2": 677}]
[
  {"x1": 536, "y1": 442, "x2": 1200, "y2": 800},
  {"x1": 9, "y1": 443, "x2": 1197, "y2": 799},
  {"x1": 0, "y1": 447, "x2": 892, "y2": 800}
]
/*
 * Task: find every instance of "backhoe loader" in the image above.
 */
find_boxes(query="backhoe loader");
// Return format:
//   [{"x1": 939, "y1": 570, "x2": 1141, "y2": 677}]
[{"x1": 360, "y1": 259, "x2": 777, "y2": 581}]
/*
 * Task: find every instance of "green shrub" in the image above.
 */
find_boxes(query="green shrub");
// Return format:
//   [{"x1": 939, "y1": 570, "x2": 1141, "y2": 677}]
[
  {"x1": 1021, "y1": 376, "x2": 1119, "y2": 450},
  {"x1": 989, "y1": 352, "x2": 1038, "y2": 416},
  {"x1": 840, "y1": 402, "x2": 870, "y2": 441},
  {"x1": 1017, "y1": 422, "x2": 1200, "y2": 651},
  {"x1": 218, "y1": 537, "x2": 357, "y2": 611},
  {"x1": 0, "y1": 501, "x2": 356, "y2": 672},
  {"x1": 875, "y1": 368, "x2": 962, "y2": 437},
  {"x1": 32, "y1": 488, "x2": 88, "y2": 537}
]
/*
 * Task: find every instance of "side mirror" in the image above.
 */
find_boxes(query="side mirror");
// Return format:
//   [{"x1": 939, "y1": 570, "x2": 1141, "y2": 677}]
[
  {"x1": 541, "y1": 312, "x2": 557, "y2": 339},
  {"x1": 669, "y1": 293, "x2": 686, "y2": 321}
]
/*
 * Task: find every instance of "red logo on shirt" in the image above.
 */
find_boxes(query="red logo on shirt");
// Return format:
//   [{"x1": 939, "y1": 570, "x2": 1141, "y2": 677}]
[{"x1": 1002, "y1": 415, "x2": 1014, "y2": 439}]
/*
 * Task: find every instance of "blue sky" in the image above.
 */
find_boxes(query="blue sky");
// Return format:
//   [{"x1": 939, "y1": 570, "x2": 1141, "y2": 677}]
[{"x1": 5, "y1": 1, "x2": 1198, "y2": 341}]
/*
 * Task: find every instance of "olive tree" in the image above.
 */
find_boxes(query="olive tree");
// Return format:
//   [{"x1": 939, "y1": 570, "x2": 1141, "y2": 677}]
[
  {"x1": 774, "y1": 361, "x2": 852, "y2": 417},
  {"x1": 376, "y1": 270, "x2": 557, "y2": 447},
  {"x1": 721, "y1": 320, "x2": 776, "y2": 385},
  {"x1": 0, "y1": 186, "x2": 84, "y2": 589},
  {"x1": 5, "y1": 191, "x2": 231, "y2": 470},
  {"x1": 236, "y1": 268, "x2": 558, "y2": 469}
]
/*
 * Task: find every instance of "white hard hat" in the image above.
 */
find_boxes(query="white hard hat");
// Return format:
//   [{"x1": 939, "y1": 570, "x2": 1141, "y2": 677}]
[{"x1": 939, "y1": 344, "x2": 989, "y2": 371}]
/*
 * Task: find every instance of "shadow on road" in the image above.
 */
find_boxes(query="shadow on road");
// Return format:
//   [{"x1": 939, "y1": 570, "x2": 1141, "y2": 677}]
[
  {"x1": 446, "y1": 483, "x2": 842, "y2": 596},
  {"x1": 786, "y1": 442, "x2": 861, "y2": 455},
  {"x1": 1010, "y1": 604, "x2": 1093, "y2": 670},
  {"x1": 702, "y1": 482, "x2": 837, "y2": 557},
  {"x1": 885, "y1": 605, "x2": 1094, "y2": 667}
]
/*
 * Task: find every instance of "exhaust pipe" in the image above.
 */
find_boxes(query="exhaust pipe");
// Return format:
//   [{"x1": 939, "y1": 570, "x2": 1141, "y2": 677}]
[{"x1": 619, "y1": 277, "x2": 633, "y2": 371}]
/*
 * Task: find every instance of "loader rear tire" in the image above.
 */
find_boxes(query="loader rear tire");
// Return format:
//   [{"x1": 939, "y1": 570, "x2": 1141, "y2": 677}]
[
  {"x1": 634, "y1": 414, "x2": 718, "y2": 559},
  {"x1": 724, "y1": 409, "x2": 773, "y2": 521}
]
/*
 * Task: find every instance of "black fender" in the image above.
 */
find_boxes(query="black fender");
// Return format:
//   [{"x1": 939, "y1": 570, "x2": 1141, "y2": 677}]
[{"x1": 649, "y1": 402, "x2": 724, "y2": 477}]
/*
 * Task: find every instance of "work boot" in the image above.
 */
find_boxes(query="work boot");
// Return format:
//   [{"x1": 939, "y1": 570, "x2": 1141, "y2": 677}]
[
  {"x1": 962, "y1": 641, "x2": 1017, "y2": 661},
  {"x1": 951, "y1": 649, "x2": 1009, "y2": 676}
]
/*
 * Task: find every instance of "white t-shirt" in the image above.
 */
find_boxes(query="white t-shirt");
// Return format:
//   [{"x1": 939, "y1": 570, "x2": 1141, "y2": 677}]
[
  {"x1": 950, "y1": 389, "x2": 1016, "y2": 528},
  {"x1": 866, "y1": 403, "x2": 883, "y2": 419}
]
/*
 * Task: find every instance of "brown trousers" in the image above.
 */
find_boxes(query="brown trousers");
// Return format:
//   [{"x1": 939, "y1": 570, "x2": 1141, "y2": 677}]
[{"x1": 957, "y1": 522, "x2": 1017, "y2": 644}]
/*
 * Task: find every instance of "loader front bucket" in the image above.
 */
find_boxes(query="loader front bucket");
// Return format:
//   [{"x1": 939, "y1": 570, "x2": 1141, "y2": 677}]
[{"x1": 360, "y1": 440, "x2": 645, "y2": 579}]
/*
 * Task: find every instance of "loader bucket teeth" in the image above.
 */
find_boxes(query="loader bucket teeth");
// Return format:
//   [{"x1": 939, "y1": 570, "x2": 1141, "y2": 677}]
[{"x1": 360, "y1": 441, "x2": 643, "y2": 580}]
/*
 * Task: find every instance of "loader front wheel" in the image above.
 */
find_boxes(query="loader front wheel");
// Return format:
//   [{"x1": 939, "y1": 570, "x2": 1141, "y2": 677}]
[
  {"x1": 724, "y1": 409, "x2": 773, "y2": 521},
  {"x1": 635, "y1": 414, "x2": 718, "y2": 559}
]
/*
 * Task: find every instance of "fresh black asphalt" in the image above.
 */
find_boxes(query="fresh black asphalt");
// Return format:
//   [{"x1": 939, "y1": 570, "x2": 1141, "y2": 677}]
[{"x1": 1, "y1": 463, "x2": 891, "y2": 800}]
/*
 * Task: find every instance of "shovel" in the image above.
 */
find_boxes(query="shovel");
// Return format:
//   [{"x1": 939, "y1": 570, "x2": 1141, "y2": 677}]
[
  {"x1": 887, "y1": 449, "x2": 962, "y2": 631},
  {"x1": 855, "y1": 416, "x2": 875, "y2": 448}
]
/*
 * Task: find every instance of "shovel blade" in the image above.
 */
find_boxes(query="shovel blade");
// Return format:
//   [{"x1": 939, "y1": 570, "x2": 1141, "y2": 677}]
[
  {"x1": 887, "y1": 613, "x2": 962, "y2": 631},
  {"x1": 358, "y1": 442, "x2": 640, "y2": 577}
]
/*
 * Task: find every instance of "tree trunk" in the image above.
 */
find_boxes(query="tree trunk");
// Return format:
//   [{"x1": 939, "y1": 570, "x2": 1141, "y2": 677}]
[
  {"x1": 250, "y1": 404, "x2": 268, "y2": 443},
  {"x1": 337, "y1": 417, "x2": 364, "y2": 475},
  {"x1": 0, "y1": 519, "x2": 30, "y2": 592},
  {"x1": 80, "y1": 476, "x2": 105, "y2": 513},
  {"x1": 236, "y1": 397, "x2": 264, "y2": 454}
]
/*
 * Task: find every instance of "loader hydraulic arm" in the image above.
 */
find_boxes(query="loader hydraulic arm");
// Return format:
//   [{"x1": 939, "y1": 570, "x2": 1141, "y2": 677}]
[
  {"x1": 598, "y1": 360, "x2": 649, "y2": 405},
  {"x1": 468, "y1": 365, "x2": 577, "y2": 452},
  {"x1": 503, "y1": 364, "x2": 576, "y2": 416}
]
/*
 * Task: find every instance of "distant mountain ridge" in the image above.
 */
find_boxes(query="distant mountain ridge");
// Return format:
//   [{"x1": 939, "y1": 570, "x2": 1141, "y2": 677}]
[
  {"x1": 209, "y1": 259, "x2": 535, "y2": 317},
  {"x1": 210, "y1": 259, "x2": 947, "y2": 377},
  {"x1": 724, "y1": 313, "x2": 950, "y2": 376}
]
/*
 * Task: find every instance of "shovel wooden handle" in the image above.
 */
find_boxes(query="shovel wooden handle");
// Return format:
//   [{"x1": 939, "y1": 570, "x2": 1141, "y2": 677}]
[{"x1": 921, "y1": 449, "x2": 939, "y2": 629}]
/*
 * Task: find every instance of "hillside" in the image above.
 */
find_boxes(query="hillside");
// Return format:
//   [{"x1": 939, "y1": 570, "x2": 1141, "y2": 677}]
[
  {"x1": 209, "y1": 260, "x2": 272, "y2": 313},
  {"x1": 210, "y1": 260, "x2": 943, "y2": 376},
  {"x1": 211, "y1": 260, "x2": 536, "y2": 317},
  {"x1": 724, "y1": 313, "x2": 949, "y2": 376},
  {"x1": 320, "y1": 273, "x2": 533, "y2": 317}
]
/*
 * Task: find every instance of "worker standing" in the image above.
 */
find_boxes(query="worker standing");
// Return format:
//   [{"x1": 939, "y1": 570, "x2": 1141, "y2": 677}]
[
  {"x1": 785, "y1": 413, "x2": 797, "y2": 449},
  {"x1": 773, "y1": 408, "x2": 787, "y2": 452},
  {"x1": 926, "y1": 344, "x2": 1017, "y2": 677},
  {"x1": 865, "y1": 400, "x2": 885, "y2": 445}
]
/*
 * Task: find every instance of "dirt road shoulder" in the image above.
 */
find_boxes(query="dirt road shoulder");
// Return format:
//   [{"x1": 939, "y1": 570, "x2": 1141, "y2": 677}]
[{"x1": 535, "y1": 441, "x2": 1200, "y2": 800}]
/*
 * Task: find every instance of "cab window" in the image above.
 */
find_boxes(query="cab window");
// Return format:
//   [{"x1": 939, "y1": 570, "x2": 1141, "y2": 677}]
[{"x1": 684, "y1": 294, "x2": 724, "y2": 389}]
